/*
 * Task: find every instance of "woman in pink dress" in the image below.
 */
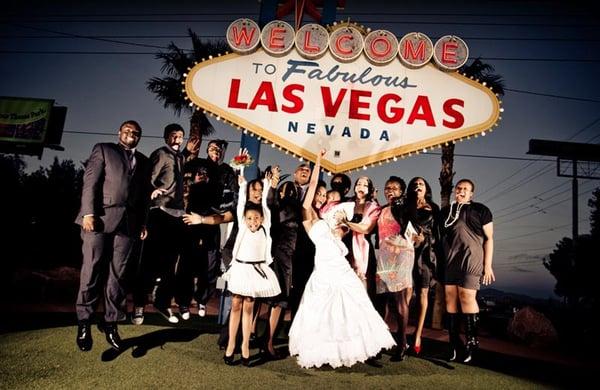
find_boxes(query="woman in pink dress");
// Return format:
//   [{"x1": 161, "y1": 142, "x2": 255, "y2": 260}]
[{"x1": 375, "y1": 176, "x2": 415, "y2": 361}]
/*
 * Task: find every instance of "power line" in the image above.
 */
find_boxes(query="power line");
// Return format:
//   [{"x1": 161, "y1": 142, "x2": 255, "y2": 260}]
[
  {"x1": 495, "y1": 218, "x2": 587, "y2": 242},
  {"x1": 477, "y1": 116, "x2": 600, "y2": 201},
  {"x1": 1, "y1": 49, "x2": 597, "y2": 64},
  {"x1": 1, "y1": 12, "x2": 260, "y2": 17},
  {"x1": 2, "y1": 12, "x2": 595, "y2": 17},
  {"x1": 496, "y1": 259, "x2": 544, "y2": 266},
  {"x1": 479, "y1": 131, "x2": 600, "y2": 216},
  {"x1": 494, "y1": 179, "x2": 594, "y2": 219},
  {"x1": 495, "y1": 187, "x2": 596, "y2": 225},
  {"x1": 424, "y1": 151, "x2": 554, "y2": 162},
  {"x1": 506, "y1": 88, "x2": 600, "y2": 103},
  {"x1": 3, "y1": 22, "x2": 600, "y2": 68},
  {"x1": 339, "y1": 12, "x2": 596, "y2": 18},
  {"x1": 587, "y1": 133, "x2": 600, "y2": 143},
  {"x1": 494, "y1": 184, "x2": 572, "y2": 220},
  {"x1": 0, "y1": 50, "x2": 161, "y2": 54},
  {"x1": 0, "y1": 34, "x2": 195, "y2": 39},
  {"x1": 5, "y1": 32, "x2": 599, "y2": 102},
  {"x1": 495, "y1": 223, "x2": 570, "y2": 242},
  {"x1": 493, "y1": 181, "x2": 570, "y2": 215},
  {"x1": 480, "y1": 163, "x2": 556, "y2": 203},
  {"x1": 495, "y1": 261, "x2": 545, "y2": 269},
  {"x1": 2, "y1": 34, "x2": 599, "y2": 43},
  {"x1": 3, "y1": 22, "x2": 167, "y2": 50},
  {"x1": 496, "y1": 246, "x2": 555, "y2": 252},
  {"x1": 468, "y1": 160, "x2": 543, "y2": 199},
  {"x1": 2, "y1": 18, "x2": 598, "y2": 27},
  {"x1": 483, "y1": 57, "x2": 600, "y2": 63},
  {"x1": 578, "y1": 127, "x2": 600, "y2": 143},
  {"x1": 63, "y1": 130, "x2": 242, "y2": 143}
]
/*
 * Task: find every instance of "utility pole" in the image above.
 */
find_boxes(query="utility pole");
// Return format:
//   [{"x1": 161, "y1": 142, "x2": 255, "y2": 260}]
[{"x1": 528, "y1": 139, "x2": 600, "y2": 240}]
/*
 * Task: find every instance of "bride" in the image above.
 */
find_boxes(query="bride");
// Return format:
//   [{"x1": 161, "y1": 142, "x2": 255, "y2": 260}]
[{"x1": 288, "y1": 149, "x2": 396, "y2": 368}]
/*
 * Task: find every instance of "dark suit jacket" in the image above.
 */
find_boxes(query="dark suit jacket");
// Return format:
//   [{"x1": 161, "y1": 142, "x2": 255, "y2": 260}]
[
  {"x1": 76, "y1": 142, "x2": 150, "y2": 235},
  {"x1": 149, "y1": 146, "x2": 187, "y2": 209}
]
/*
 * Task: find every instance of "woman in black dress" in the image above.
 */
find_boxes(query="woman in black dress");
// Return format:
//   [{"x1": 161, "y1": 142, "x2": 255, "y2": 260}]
[
  {"x1": 403, "y1": 177, "x2": 442, "y2": 355},
  {"x1": 442, "y1": 179, "x2": 494, "y2": 363}
]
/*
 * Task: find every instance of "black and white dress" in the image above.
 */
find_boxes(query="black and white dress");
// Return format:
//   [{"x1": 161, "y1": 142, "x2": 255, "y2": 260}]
[{"x1": 222, "y1": 178, "x2": 281, "y2": 298}]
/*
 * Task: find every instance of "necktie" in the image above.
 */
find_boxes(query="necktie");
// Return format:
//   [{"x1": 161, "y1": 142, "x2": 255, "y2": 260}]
[
  {"x1": 297, "y1": 184, "x2": 304, "y2": 201},
  {"x1": 125, "y1": 149, "x2": 135, "y2": 172}
]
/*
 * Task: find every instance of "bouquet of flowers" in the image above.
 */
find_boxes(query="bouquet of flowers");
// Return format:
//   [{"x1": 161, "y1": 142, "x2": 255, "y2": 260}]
[
  {"x1": 384, "y1": 234, "x2": 414, "y2": 253},
  {"x1": 230, "y1": 150, "x2": 254, "y2": 169}
]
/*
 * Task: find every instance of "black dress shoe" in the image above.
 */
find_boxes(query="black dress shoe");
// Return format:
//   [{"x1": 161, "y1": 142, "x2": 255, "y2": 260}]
[
  {"x1": 390, "y1": 346, "x2": 407, "y2": 362},
  {"x1": 76, "y1": 322, "x2": 93, "y2": 351},
  {"x1": 223, "y1": 353, "x2": 235, "y2": 365},
  {"x1": 448, "y1": 347, "x2": 458, "y2": 362},
  {"x1": 102, "y1": 323, "x2": 123, "y2": 350}
]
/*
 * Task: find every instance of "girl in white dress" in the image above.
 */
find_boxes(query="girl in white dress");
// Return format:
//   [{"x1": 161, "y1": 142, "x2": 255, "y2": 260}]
[
  {"x1": 288, "y1": 150, "x2": 396, "y2": 368},
  {"x1": 222, "y1": 172, "x2": 281, "y2": 366}
]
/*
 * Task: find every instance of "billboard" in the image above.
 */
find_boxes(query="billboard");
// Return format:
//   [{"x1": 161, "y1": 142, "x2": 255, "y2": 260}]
[
  {"x1": 0, "y1": 97, "x2": 67, "y2": 157},
  {"x1": 0, "y1": 96, "x2": 54, "y2": 144},
  {"x1": 185, "y1": 20, "x2": 502, "y2": 173}
]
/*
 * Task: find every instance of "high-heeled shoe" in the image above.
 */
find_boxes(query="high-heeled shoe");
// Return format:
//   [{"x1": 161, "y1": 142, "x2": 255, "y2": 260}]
[
  {"x1": 390, "y1": 346, "x2": 407, "y2": 362},
  {"x1": 241, "y1": 354, "x2": 251, "y2": 367},
  {"x1": 223, "y1": 353, "x2": 235, "y2": 365},
  {"x1": 412, "y1": 344, "x2": 422, "y2": 355},
  {"x1": 249, "y1": 333, "x2": 257, "y2": 347},
  {"x1": 262, "y1": 348, "x2": 282, "y2": 361}
]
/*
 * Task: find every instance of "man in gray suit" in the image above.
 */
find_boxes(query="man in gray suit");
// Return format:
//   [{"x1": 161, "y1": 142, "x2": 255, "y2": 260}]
[{"x1": 75, "y1": 120, "x2": 149, "y2": 351}]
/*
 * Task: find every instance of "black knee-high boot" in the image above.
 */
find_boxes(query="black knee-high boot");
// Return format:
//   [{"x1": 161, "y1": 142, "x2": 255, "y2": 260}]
[
  {"x1": 447, "y1": 313, "x2": 461, "y2": 362},
  {"x1": 463, "y1": 313, "x2": 479, "y2": 363}
]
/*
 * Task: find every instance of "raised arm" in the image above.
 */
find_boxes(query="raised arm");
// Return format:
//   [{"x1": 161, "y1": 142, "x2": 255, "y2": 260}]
[
  {"x1": 303, "y1": 149, "x2": 325, "y2": 212},
  {"x1": 301, "y1": 150, "x2": 325, "y2": 231},
  {"x1": 262, "y1": 176, "x2": 272, "y2": 230},
  {"x1": 237, "y1": 169, "x2": 247, "y2": 225}
]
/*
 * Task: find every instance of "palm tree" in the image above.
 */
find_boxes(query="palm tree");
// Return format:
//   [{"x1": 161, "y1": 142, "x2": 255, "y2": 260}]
[
  {"x1": 432, "y1": 59, "x2": 506, "y2": 329},
  {"x1": 438, "y1": 59, "x2": 506, "y2": 208},
  {"x1": 147, "y1": 29, "x2": 230, "y2": 156}
]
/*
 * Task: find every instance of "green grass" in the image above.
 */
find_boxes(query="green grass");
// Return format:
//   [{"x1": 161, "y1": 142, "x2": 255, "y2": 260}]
[{"x1": 0, "y1": 315, "x2": 581, "y2": 389}]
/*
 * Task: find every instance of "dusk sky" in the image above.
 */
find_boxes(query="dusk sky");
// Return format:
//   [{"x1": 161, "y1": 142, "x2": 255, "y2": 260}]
[{"x1": 2, "y1": 0, "x2": 599, "y2": 299}]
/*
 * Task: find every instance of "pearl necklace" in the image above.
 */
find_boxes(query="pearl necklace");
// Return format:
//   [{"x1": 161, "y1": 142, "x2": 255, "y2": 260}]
[{"x1": 444, "y1": 201, "x2": 467, "y2": 227}]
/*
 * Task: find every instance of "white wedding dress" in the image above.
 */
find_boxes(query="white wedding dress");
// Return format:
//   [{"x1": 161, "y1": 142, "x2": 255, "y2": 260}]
[{"x1": 288, "y1": 220, "x2": 396, "y2": 368}]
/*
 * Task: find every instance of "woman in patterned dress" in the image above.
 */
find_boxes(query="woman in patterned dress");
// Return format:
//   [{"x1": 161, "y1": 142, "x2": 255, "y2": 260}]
[{"x1": 375, "y1": 176, "x2": 414, "y2": 360}]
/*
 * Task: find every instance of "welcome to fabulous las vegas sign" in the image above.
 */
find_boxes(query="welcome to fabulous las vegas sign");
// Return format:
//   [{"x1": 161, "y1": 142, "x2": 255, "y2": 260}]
[{"x1": 185, "y1": 19, "x2": 502, "y2": 173}]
